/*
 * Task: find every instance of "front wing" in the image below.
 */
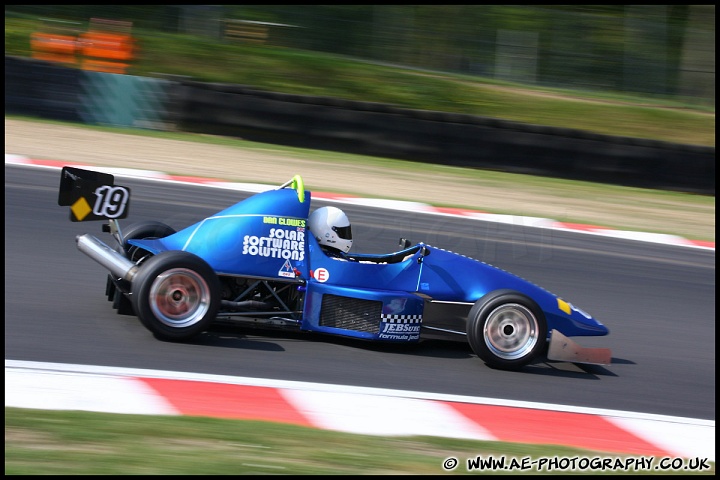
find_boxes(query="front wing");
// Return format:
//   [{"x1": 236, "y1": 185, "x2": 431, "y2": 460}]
[{"x1": 547, "y1": 329, "x2": 612, "y2": 365}]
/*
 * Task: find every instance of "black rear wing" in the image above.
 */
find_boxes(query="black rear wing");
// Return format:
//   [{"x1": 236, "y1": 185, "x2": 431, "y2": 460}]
[{"x1": 58, "y1": 167, "x2": 131, "y2": 222}]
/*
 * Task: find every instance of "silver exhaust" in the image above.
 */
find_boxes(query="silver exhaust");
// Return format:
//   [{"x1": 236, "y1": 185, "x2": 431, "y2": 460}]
[{"x1": 76, "y1": 234, "x2": 139, "y2": 282}]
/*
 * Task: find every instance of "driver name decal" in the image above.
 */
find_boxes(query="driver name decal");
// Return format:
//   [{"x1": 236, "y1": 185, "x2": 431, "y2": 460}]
[
  {"x1": 263, "y1": 216, "x2": 306, "y2": 227},
  {"x1": 243, "y1": 227, "x2": 305, "y2": 261}
]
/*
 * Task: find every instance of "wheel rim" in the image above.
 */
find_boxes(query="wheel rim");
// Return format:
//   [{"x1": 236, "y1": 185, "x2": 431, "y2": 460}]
[
  {"x1": 483, "y1": 303, "x2": 539, "y2": 361},
  {"x1": 148, "y1": 268, "x2": 211, "y2": 328}
]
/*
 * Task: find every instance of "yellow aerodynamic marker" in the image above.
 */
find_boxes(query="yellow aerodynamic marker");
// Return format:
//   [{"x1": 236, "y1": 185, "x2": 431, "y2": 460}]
[{"x1": 557, "y1": 298, "x2": 572, "y2": 315}]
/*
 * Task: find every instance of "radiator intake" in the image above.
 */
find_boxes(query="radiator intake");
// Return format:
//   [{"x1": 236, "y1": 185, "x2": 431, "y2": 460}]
[{"x1": 319, "y1": 294, "x2": 382, "y2": 334}]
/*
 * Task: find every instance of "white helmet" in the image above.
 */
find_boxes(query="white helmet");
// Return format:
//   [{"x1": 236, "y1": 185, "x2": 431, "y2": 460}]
[{"x1": 308, "y1": 206, "x2": 353, "y2": 253}]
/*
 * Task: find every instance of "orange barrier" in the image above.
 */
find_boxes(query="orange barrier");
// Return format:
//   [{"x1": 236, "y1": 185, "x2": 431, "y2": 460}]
[
  {"x1": 78, "y1": 31, "x2": 134, "y2": 74},
  {"x1": 30, "y1": 18, "x2": 136, "y2": 74},
  {"x1": 31, "y1": 32, "x2": 78, "y2": 65}
]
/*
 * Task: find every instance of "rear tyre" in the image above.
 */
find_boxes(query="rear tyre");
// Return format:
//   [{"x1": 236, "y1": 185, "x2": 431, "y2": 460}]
[
  {"x1": 120, "y1": 221, "x2": 176, "y2": 263},
  {"x1": 467, "y1": 290, "x2": 547, "y2": 371},
  {"x1": 109, "y1": 221, "x2": 177, "y2": 315},
  {"x1": 131, "y1": 250, "x2": 220, "y2": 341}
]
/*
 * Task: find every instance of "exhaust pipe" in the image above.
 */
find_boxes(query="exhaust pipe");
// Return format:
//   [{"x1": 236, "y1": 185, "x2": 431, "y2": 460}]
[{"x1": 76, "y1": 234, "x2": 139, "y2": 282}]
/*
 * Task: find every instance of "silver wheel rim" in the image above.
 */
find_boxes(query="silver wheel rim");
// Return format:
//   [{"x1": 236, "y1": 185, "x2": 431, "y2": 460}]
[
  {"x1": 149, "y1": 268, "x2": 211, "y2": 328},
  {"x1": 483, "y1": 303, "x2": 539, "y2": 360}
]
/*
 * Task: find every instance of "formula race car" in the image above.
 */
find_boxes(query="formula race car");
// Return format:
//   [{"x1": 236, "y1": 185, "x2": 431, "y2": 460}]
[{"x1": 59, "y1": 167, "x2": 611, "y2": 371}]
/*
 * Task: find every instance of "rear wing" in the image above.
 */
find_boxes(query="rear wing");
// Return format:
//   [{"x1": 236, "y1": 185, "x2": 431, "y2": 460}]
[{"x1": 58, "y1": 167, "x2": 130, "y2": 222}]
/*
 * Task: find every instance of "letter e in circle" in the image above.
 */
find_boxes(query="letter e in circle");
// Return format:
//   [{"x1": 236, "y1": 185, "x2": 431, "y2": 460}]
[{"x1": 314, "y1": 268, "x2": 330, "y2": 283}]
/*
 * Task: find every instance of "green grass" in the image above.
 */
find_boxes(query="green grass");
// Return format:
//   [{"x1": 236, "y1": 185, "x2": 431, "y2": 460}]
[
  {"x1": 5, "y1": 408, "x2": 714, "y2": 475},
  {"x1": 4, "y1": 17, "x2": 715, "y2": 147}
]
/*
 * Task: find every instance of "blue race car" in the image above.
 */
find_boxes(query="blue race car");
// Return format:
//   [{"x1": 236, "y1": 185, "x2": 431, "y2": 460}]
[{"x1": 60, "y1": 168, "x2": 611, "y2": 371}]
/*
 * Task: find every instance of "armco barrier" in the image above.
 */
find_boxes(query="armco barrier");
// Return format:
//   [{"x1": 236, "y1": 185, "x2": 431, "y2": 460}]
[
  {"x1": 4, "y1": 55, "x2": 715, "y2": 195},
  {"x1": 5, "y1": 55, "x2": 84, "y2": 123},
  {"x1": 176, "y1": 80, "x2": 715, "y2": 195}
]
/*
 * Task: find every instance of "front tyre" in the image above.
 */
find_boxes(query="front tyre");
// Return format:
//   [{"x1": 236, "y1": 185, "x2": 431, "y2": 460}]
[
  {"x1": 467, "y1": 290, "x2": 547, "y2": 370},
  {"x1": 131, "y1": 250, "x2": 220, "y2": 341}
]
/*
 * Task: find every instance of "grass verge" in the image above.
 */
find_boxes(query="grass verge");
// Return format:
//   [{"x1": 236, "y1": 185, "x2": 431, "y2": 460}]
[{"x1": 5, "y1": 407, "x2": 714, "y2": 475}]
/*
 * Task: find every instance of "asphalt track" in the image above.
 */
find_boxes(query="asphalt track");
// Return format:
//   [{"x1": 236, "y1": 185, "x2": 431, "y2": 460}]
[{"x1": 4, "y1": 162, "x2": 715, "y2": 460}]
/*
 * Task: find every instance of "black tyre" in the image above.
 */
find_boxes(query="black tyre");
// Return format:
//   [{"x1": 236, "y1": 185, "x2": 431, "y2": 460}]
[
  {"x1": 108, "y1": 221, "x2": 177, "y2": 314},
  {"x1": 120, "y1": 221, "x2": 177, "y2": 263},
  {"x1": 131, "y1": 250, "x2": 220, "y2": 341},
  {"x1": 466, "y1": 290, "x2": 547, "y2": 370}
]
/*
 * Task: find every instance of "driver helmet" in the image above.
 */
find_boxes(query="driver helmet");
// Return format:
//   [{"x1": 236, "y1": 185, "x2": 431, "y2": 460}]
[{"x1": 308, "y1": 206, "x2": 353, "y2": 253}]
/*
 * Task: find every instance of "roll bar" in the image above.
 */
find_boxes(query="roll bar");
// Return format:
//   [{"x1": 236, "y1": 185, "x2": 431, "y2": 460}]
[{"x1": 279, "y1": 175, "x2": 305, "y2": 203}]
